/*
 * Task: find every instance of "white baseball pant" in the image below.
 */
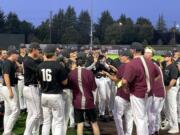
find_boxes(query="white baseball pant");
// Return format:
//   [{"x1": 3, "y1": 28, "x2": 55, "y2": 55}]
[
  {"x1": 130, "y1": 94, "x2": 149, "y2": 135},
  {"x1": 146, "y1": 96, "x2": 164, "y2": 134},
  {"x1": 109, "y1": 81, "x2": 117, "y2": 111},
  {"x1": 0, "y1": 86, "x2": 20, "y2": 135},
  {"x1": 18, "y1": 79, "x2": 26, "y2": 110},
  {"x1": 23, "y1": 85, "x2": 41, "y2": 135},
  {"x1": 41, "y1": 94, "x2": 65, "y2": 135},
  {"x1": 96, "y1": 77, "x2": 112, "y2": 115},
  {"x1": 176, "y1": 77, "x2": 180, "y2": 123},
  {"x1": 113, "y1": 96, "x2": 133, "y2": 135},
  {"x1": 166, "y1": 87, "x2": 179, "y2": 131},
  {"x1": 62, "y1": 89, "x2": 75, "y2": 133},
  {"x1": 162, "y1": 95, "x2": 170, "y2": 123}
]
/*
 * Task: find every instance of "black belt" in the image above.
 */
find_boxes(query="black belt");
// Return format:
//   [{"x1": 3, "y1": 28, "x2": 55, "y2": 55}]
[{"x1": 25, "y1": 84, "x2": 38, "y2": 87}]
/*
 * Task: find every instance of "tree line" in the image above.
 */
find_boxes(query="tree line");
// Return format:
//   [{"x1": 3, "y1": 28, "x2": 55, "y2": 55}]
[{"x1": 0, "y1": 6, "x2": 180, "y2": 45}]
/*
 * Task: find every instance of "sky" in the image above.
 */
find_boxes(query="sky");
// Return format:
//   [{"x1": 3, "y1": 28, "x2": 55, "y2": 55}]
[{"x1": 0, "y1": 0, "x2": 180, "y2": 27}]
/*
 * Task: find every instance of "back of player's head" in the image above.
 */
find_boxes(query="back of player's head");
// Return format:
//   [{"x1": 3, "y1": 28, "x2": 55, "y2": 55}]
[
  {"x1": 7, "y1": 46, "x2": 19, "y2": 56},
  {"x1": 76, "y1": 52, "x2": 86, "y2": 66},
  {"x1": 19, "y1": 43, "x2": 26, "y2": 49},
  {"x1": 43, "y1": 45, "x2": 56, "y2": 58},
  {"x1": 29, "y1": 42, "x2": 40, "y2": 53},
  {"x1": 121, "y1": 50, "x2": 132, "y2": 59},
  {"x1": 131, "y1": 42, "x2": 144, "y2": 54}
]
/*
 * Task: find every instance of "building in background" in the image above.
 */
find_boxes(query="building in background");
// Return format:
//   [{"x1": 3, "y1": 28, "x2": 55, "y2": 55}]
[{"x1": 0, "y1": 34, "x2": 25, "y2": 49}]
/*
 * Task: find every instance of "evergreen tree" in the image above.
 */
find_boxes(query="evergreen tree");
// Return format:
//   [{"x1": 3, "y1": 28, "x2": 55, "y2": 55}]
[
  {"x1": 156, "y1": 14, "x2": 167, "y2": 32},
  {"x1": 5, "y1": 12, "x2": 21, "y2": 34},
  {"x1": 0, "y1": 9, "x2": 5, "y2": 32},
  {"x1": 77, "y1": 10, "x2": 91, "y2": 44},
  {"x1": 95, "y1": 10, "x2": 114, "y2": 44}
]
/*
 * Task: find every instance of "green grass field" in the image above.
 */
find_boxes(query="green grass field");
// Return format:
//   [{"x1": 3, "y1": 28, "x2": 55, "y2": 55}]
[
  {"x1": 0, "y1": 113, "x2": 92, "y2": 135},
  {"x1": 107, "y1": 54, "x2": 164, "y2": 61}
]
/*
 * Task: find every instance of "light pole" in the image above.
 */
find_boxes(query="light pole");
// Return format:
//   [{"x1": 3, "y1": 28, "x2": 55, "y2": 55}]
[
  {"x1": 49, "y1": 11, "x2": 53, "y2": 44},
  {"x1": 90, "y1": 0, "x2": 93, "y2": 51},
  {"x1": 173, "y1": 22, "x2": 180, "y2": 45}
]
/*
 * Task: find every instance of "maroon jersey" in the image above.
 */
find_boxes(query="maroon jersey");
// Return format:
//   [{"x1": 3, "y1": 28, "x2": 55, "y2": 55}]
[
  {"x1": 68, "y1": 67, "x2": 97, "y2": 109},
  {"x1": 123, "y1": 57, "x2": 159, "y2": 98},
  {"x1": 116, "y1": 64, "x2": 130, "y2": 101},
  {"x1": 151, "y1": 63, "x2": 166, "y2": 97}
]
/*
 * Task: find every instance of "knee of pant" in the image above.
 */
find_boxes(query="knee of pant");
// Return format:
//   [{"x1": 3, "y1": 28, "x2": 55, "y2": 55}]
[
  {"x1": 99, "y1": 97, "x2": 106, "y2": 101},
  {"x1": 53, "y1": 121, "x2": 64, "y2": 128},
  {"x1": 113, "y1": 112, "x2": 123, "y2": 120},
  {"x1": 13, "y1": 107, "x2": 20, "y2": 117},
  {"x1": 99, "y1": 94, "x2": 106, "y2": 101},
  {"x1": 32, "y1": 112, "x2": 41, "y2": 119},
  {"x1": 43, "y1": 118, "x2": 51, "y2": 125}
]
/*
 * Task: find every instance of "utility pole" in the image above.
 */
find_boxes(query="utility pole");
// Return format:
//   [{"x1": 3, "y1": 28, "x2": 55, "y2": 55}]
[
  {"x1": 49, "y1": 11, "x2": 53, "y2": 44},
  {"x1": 90, "y1": 0, "x2": 93, "y2": 51},
  {"x1": 173, "y1": 21, "x2": 176, "y2": 45}
]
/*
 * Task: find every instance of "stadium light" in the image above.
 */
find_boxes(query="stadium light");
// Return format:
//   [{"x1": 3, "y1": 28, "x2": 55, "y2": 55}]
[
  {"x1": 90, "y1": 0, "x2": 93, "y2": 51},
  {"x1": 119, "y1": 22, "x2": 123, "y2": 26}
]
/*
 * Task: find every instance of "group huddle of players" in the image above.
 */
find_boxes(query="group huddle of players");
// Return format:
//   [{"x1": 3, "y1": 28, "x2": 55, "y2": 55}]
[{"x1": 0, "y1": 42, "x2": 180, "y2": 135}]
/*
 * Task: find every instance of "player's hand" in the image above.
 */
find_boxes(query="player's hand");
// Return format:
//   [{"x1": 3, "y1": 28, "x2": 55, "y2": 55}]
[
  {"x1": 94, "y1": 57, "x2": 98, "y2": 63},
  {"x1": 109, "y1": 65, "x2": 118, "y2": 72},
  {"x1": 100, "y1": 71, "x2": 108, "y2": 76},
  {"x1": 99, "y1": 71, "x2": 104, "y2": 75},
  {"x1": 9, "y1": 90, "x2": 14, "y2": 99}
]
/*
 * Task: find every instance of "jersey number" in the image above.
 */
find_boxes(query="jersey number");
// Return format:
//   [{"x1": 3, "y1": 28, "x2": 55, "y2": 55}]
[{"x1": 41, "y1": 69, "x2": 52, "y2": 82}]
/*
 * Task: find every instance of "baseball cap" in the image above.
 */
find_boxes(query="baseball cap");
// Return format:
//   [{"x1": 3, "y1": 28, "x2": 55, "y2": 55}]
[
  {"x1": 92, "y1": 46, "x2": 100, "y2": 50},
  {"x1": 7, "y1": 49, "x2": 19, "y2": 56},
  {"x1": 77, "y1": 52, "x2": 86, "y2": 60},
  {"x1": 121, "y1": 50, "x2": 132, "y2": 58},
  {"x1": 164, "y1": 51, "x2": 173, "y2": 57},
  {"x1": 29, "y1": 42, "x2": 40, "y2": 50},
  {"x1": 61, "y1": 49, "x2": 70, "y2": 58},
  {"x1": 131, "y1": 42, "x2": 144, "y2": 52},
  {"x1": 70, "y1": 47, "x2": 77, "y2": 53},
  {"x1": 80, "y1": 46, "x2": 89, "y2": 52},
  {"x1": 20, "y1": 43, "x2": 26, "y2": 48},
  {"x1": 57, "y1": 44, "x2": 63, "y2": 49},
  {"x1": 44, "y1": 45, "x2": 56, "y2": 55}
]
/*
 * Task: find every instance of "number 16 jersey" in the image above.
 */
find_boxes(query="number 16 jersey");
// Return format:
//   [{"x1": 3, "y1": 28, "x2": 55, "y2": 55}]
[{"x1": 37, "y1": 61, "x2": 67, "y2": 94}]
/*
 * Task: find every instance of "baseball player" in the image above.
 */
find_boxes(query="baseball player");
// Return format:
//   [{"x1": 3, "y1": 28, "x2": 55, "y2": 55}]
[
  {"x1": 93, "y1": 54, "x2": 113, "y2": 120},
  {"x1": 68, "y1": 52, "x2": 100, "y2": 135},
  {"x1": 121, "y1": 42, "x2": 160, "y2": 135},
  {"x1": 161, "y1": 51, "x2": 179, "y2": 134},
  {"x1": 102, "y1": 50, "x2": 133, "y2": 135},
  {"x1": 57, "y1": 49, "x2": 75, "y2": 132},
  {"x1": 173, "y1": 50, "x2": 180, "y2": 123},
  {"x1": 23, "y1": 42, "x2": 41, "y2": 135},
  {"x1": 17, "y1": 44, "x2": 27, "y2": 112},
  {"x1": 37, "y1": 45, "x2": 68, "y2": 135},
  {"x1": 144, "y1": 47, "x2": 166, "y2": 135},
  {"x1": 0, "y1": 49, "x2": 20, "y2": 135}
]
